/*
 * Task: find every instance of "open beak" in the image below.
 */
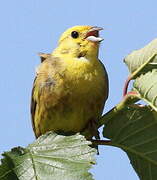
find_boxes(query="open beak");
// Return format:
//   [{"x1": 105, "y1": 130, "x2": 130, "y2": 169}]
[{"x1": 85, "y1": 26, "x2": 103, "y2": 42}]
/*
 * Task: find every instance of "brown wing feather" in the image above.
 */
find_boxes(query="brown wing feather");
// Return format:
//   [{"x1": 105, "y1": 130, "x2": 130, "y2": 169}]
[
  {"x1": 30, "y1": 55, "x2": 63, "y2": 138},
  {"x1": 38, "y1": 53, "x2": 51, "y2": 63},
  {"x1": 104, "y1": 66, "x2": 109, "y2": 102},
  {"x1": 99, "y1": 60, "x2": 109, "y2": 102},
  {"x1": 30, "y1": 77, "x2": 39, "y2": 138}
]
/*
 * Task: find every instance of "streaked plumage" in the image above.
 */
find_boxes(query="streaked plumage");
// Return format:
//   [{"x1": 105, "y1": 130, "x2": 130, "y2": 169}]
[{"x1": 31, "y1": 25, "x2": 109, "y2": 138}]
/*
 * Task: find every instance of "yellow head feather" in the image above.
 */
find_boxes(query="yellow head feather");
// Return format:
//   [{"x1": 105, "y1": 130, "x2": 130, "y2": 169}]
[
  {"x1": 58, "y1": 25, "x2": 92, "y2": 43},
  {"x1": 53, "y1": 25, "x2": 103, "y2": 60}
]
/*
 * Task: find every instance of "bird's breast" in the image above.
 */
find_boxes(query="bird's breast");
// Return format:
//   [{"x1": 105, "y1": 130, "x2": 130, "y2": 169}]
[{"x1": 64, "y1": 59, "x2": 106, "y2": 96}]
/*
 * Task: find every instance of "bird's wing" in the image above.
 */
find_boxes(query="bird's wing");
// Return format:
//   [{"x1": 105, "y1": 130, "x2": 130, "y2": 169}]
[
  {"x1": 31, "y1": 77, "x2": 38, "y2": 138},
  {"x1": 31, "y1": 55, "x2": 64, "y2": 138},
  {"x1": 38, "y1": 53, "x2": 51, "y2": 63},
  {"x1": 99, "y1": 60, "x2": 109, "y2": 102}
]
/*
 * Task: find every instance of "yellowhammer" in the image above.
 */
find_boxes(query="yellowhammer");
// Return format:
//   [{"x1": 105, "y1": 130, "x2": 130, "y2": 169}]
[{"x1": 31, "y1": 25, "x2": 109, "y2": 139}]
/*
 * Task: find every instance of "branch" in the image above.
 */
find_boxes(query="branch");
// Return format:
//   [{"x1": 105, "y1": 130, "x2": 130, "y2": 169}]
[{"x1": 92, "y1": 140, "x2": 112, "y2": 146}]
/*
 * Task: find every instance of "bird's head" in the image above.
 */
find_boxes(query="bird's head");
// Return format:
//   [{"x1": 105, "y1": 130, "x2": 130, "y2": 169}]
[{"x1": 53, "y1": 25, "x2": 103, "y2": 60}]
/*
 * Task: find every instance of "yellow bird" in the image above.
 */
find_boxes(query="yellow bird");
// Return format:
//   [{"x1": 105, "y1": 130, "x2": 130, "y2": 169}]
[{"x1": 31, "y1": 25, "x2": 109, "y2": 139}]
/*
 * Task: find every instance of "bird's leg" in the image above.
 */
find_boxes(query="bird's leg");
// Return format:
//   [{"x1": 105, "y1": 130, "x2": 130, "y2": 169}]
[
  {"x1": 81, "y1": 118, "x2": 100, "y2": 140},
  {"x1": 87, "y1": 118, "x2": 100, "y2": 140}
]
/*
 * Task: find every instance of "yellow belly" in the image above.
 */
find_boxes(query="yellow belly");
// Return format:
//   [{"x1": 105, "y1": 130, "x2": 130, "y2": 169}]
[{"x1": 34, "y1": 58, "x2": 107, "y2": 137}]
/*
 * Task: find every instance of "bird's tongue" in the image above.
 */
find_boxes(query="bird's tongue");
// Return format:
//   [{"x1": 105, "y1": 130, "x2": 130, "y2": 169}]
[
  {"x1": 85, "y1": 27, "x2": 104, "y2": 42},
  {"x1": 86, "y1": 36, "x2": 103, "y2": 42}
]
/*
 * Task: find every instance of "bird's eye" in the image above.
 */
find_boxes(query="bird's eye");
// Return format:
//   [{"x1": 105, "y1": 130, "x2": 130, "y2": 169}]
[{"x1": 71, "y1": 31, "x2": 79, "y2": 38}]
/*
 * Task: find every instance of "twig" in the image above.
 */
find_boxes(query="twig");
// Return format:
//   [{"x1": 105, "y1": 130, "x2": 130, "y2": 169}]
[
  {"x1": 123, "y1": 53, "x2": 157, "y2": 96},
  {"x1": 92, "y1": 140, "x2": 112, "y2": 146}
]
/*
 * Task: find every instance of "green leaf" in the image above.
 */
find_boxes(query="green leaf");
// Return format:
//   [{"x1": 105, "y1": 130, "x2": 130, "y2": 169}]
[
  {"x1": 103, "y1": 105, "x2": 157, "y2": 180},
  {"x1": 0, "y1": 147, "x2": 24, "y2": 180},
  {"x1": 124, "y1": 39, "x2": 157, "y2": 75},
  {"x1": 133, "y1": 69, "x2": 157, "y2": 111},
  {"x1": 0, "y1": 132, "x2": 96, "y2": 180}
]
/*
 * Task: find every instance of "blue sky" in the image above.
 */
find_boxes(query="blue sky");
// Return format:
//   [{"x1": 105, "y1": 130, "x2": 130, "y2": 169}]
[{"x1": 0, "y1": 0, "x2": 157, "y2": 179}]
